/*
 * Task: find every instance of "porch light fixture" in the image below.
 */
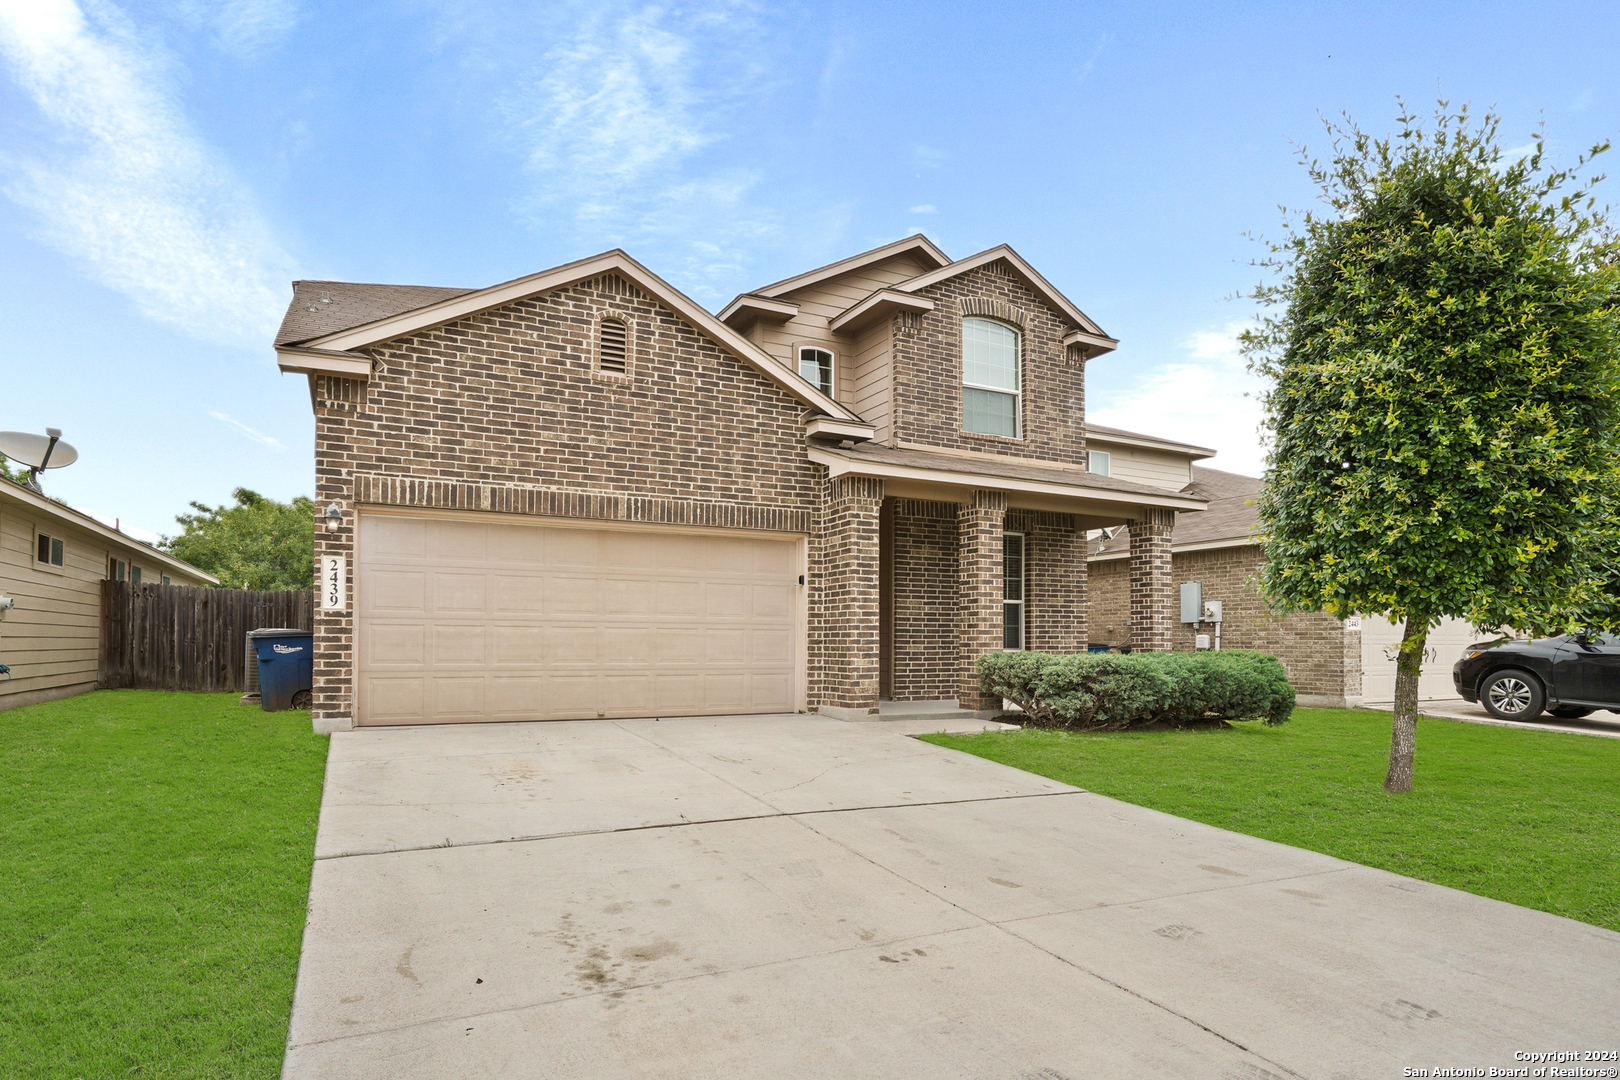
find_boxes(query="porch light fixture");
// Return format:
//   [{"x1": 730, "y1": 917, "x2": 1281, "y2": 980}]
[{"x1": 323, "y1": 503, "x2": 343, "y2": 532}]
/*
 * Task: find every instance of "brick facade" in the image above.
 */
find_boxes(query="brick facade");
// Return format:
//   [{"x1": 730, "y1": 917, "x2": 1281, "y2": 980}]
[
  {"x1": 1012, "y1": 509, "x2": 1087, "y2": 653},
  {"x1": 1128, "y1": 507, "x2": 1175, "y2": 652},
  {"x1": 889, "y1": 499, "x2": 958, "y2": 701},
  {"x1": 308, "y1": 274, "x2": 822, "y2": 730},
  {"x1": 1090, "y1": 543, "x2": 1361, "y2": 705},
  {"x1": 892, "y1": 262, "x2": 1088, "y2": 465},
  {"x1": 814, "y1": 475, "x2": 883, "y2": 716},
  {"x1": 957, "y1": 490, "x2": 1008, "y2": 710}
]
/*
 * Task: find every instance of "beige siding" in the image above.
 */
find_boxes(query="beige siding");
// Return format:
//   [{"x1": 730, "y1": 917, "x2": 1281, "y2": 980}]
[
  {"x1": 0, "y1": 493, "x2": 211, "y2": 709},
  {"x1": 1091, "y1": 444, "x2": 1193, "y2": 492},
  {"x1": 755, "y1": 253, "x2": 935, "y2": 374},
  {"x1": 849, "y1": 320, "x2": 892, "y2": 442}
]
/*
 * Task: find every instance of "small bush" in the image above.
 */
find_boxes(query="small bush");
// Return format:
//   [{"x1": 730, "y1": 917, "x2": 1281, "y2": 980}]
[{"x1": 977, "y1": 650, "x2": 1295, "y2": 730}]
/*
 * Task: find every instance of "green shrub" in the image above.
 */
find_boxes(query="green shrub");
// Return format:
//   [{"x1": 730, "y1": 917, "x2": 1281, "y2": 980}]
[{"x1": 976, "y1": 650, "x2": 1295, "y2": 729}]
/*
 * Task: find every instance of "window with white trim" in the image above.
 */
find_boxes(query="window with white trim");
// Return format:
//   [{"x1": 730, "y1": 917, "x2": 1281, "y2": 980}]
[
  {"x1": 962, "y1": 318, "x2": 1020, "y2": 438},
  {"x1": 798, "y1": 346, "x2": 834, "y2": 397},
  {"x1": 1088, "y1": 450, "x2": 1111, "y2": 476},
  {"x1": 1003, "y1": 532, "x2": 1025, "y2": 650},
  {"x1": 36, "y1": 531, "x2": 63, "y2": 567},
  {"x1": 598, "y1": 317, "x2": 629, "y2": 375},
  {"x1": 131, "y1": 566, "x2": 143, "y2": 584}
]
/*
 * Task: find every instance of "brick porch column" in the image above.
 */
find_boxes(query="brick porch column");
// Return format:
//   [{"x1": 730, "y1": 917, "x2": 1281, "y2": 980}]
[
  {"x1": 958, "y1": 489, "x2": 1008, "y2": 711},
  {"x1": 1129, "y1": 507, "x2": 1175, "y2": 652},
  {"x1": 1028, "y1": 513, "x2": 1087, "y2": 653},
  {"x1": 816, "y1": 474, "x2": 884, "y2": 720}
]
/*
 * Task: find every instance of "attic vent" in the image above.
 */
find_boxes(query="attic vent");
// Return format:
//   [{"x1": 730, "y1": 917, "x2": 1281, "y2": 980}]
[{"x1": 599, "y1": 318, "x2": 628, "y2": 374}]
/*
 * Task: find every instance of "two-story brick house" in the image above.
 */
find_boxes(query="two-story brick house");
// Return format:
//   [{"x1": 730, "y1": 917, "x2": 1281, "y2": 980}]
[{"x1": 276, "y1": 236, "x2": 1204, "y2": 732}]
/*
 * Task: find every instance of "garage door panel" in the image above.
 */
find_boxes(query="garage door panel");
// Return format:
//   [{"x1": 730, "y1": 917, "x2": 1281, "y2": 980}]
[
  {"x1": 655, "y1": 580, "x2": 702, "y2": 617},
  {"x1": 426, "y1": 519, "x2": 487, "y2": 562},
  {"x1": 365, "y1": 677, "x2": 426, "y2": 723},
  {"x1": 431, "y1": 677, "x2": 486, "y2": 717},
  {"x1": 492, "y1": 575, "x2": 546, "y2": 613},
  {"x1": 366, "y1": 623, "x2": 426, "y2": 665},
  {"x1": 492, "y1": 626, "x2": 546, "y2": 664},
  {"x1": 366, "y1": 571, "x2": 426, "y2": 615},
  {"x1": 433, "y1": 625, "x2": 487, "y2": 665},
  {"x1": 358, "y1": 514, "x2": 801, "y2": 724},
  {"x1": 544, "y1": 528, "x2": 600, "y2": 567}
]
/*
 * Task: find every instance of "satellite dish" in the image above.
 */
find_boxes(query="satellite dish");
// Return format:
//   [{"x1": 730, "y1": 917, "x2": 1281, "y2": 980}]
[{"x1": 0, "y1": 428, "x2": 79, "y2": 494}]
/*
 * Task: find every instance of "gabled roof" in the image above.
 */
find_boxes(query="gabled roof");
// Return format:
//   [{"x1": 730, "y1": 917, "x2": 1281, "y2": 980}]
[
  {"x1": 277, "y1": 281, "x2": 475, "y2": 346},
  {"x1": 894, "y1": 244, "x2": 1114, "y2": 344},
  {"x1": 749, "y1": 235, "x2": 952, "y2": 299},
  {"x1": 0, "y1": 479, "x2": 220, "y2": 583},
  {"x1": 275, "y1": 250, "x2": 859, "y2": 422},
  {"x1": 1091, "y1": 466, "x2": 1263, "y2": 559}
]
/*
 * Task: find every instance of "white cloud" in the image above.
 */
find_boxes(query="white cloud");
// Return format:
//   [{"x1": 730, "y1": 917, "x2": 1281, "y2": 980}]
[
  {"x1": 0, "y1": 0, "x2": 296, "y2": 347},
  {"x1": 908, "y1": 204, "x2": 937, "y2": 215},
  {"x1": 1087, "y1": 321, "x2": 1270, "y2": 478},
  {"x1": 504, "y1": 3, "x2": 781, "y2": 299},
  {"x1": 177, "y1": 0, "x2": 299, "y2": 55},
  {"x1": 209, "y1": 410, "x2": 285, "y2": 451}
]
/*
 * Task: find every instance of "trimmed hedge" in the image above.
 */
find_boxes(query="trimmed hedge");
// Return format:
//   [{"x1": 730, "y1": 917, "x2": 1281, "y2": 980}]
[{"x1": 976, "y1": 650, "x2": 1296, "y2": 730}]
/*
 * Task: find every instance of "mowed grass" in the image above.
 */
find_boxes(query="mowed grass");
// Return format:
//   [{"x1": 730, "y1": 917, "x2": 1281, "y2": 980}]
[
  {"x1": 0, "y1": 690, "x2": 328, "y2": 1079},
  {"x1": 922, "y1": 708, "x2": 1620, "y2": 931}
]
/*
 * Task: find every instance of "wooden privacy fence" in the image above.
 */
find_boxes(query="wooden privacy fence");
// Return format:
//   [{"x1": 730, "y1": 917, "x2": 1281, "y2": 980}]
[{"x1": 99, "y1": 581, "x2": 314, "y2": 692}]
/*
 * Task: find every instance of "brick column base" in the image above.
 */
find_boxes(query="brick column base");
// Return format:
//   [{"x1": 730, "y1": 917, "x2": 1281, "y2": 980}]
[
  {"x1": 1129, "y1": 507, "x2": 1175, "y2": 652},
  {"x1": 816, "y1": 475, "x2": 883, "y2": 719},
  {"x1": 958, "y1": 489, "x2": 1008, "y2": 711}
]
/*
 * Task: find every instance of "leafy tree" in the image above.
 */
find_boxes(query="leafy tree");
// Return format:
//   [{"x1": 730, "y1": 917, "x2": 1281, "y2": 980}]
[
  {"x1": 1244, "y1": 102, "x2": 1620, "y2": 792},
  {"x1": 160, "y1": 488, "x2": 316, "y2": 591},
  {"x1": 0, "y1": 453, "x2": 29, "y2": 485}
]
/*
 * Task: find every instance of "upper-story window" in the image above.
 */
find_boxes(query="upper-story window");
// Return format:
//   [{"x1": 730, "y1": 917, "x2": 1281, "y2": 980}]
[
  {"x1": 1088, "y1": 450, "x2": 1111, "y2": 476},
  {"x1": 798, "y1": 347, "x2": 834, "y2": 396},
  {"x1": 962, "y1": 318, "x2": 1020, "y2": 438}
]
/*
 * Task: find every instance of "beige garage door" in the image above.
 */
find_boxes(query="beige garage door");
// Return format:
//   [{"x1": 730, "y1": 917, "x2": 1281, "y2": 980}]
[{"x1": 356, "y1": 513, "x2": 801, "y2": 725}]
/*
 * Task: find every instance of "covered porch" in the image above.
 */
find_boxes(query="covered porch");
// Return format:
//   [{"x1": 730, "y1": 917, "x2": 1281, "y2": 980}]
[{"x1": 809, "y1": 442, "x2": 1206, "y2": 721}]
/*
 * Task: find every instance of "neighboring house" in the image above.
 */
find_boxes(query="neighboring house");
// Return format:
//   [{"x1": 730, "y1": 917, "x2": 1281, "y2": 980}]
[
  {"x1": 275, "y1": 236, "x2": 1207, "y2": 732},
  {"x1": 0, "y1": 480, "x2": 216, "y2": 711},
  {"x1": 1089, "y1": 466, "x2": 1480, "y2": 707}
]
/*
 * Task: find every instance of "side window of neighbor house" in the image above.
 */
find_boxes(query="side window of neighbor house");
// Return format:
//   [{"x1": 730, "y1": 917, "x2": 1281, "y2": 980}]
[
  {"x1": 798, "y1": 347, "x2": 834, "y2": 396},
  {"x1": 962, "y1": 318, "x2": 1020, "y2": 438},
  {"x1": 1003, "y1": 532, "x2": 1025, "y2": 650},
  {"x1": 36, "y1": 531, "x2": 63, "y2": 567},
  {"x1": 131, "y1": 566, "x2": 142, "y2": 584},
  {"x1": 1088, "y1": 450, "x2": 1111, "y2": 476},
  {"x1": 108, "y1": 556, "x2": 126, "y2": 581}
]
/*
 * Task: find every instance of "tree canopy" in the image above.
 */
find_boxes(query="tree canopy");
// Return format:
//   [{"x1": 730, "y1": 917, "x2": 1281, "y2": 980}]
[
  {"x1": 1243, "y1": 101, "x2": 1620, "y2": 790},
  {"x1": 160, "y1": 488, "x2": 315, "y2": 591}
]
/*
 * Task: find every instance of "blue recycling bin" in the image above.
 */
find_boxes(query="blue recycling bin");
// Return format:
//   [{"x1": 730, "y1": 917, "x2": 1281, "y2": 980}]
[{"x1": 252, "y1": 628, "x2": 314, "y2": 712}]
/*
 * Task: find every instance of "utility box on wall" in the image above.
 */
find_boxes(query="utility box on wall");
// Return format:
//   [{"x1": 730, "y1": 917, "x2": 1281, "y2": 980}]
[{"x1": 1180, "y1": 581, "x2": 1203, "y2": 624}]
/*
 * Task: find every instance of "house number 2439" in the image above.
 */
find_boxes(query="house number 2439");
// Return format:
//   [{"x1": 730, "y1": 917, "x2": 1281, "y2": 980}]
[{"x1": 321, "y1": 556, "x2": 347, "y2": 612}]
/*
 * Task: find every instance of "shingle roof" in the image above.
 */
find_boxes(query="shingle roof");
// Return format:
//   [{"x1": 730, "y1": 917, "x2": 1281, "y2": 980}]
[
  {"x1": 275, "y1": 280, "x2": 476, "y2": 346},
  {"x1": 816, "y1": 442, "x2": 1207, "y2": 504},
  {"x1": 1092, "y1": 465, "x2": 1262, "y2": 556}
]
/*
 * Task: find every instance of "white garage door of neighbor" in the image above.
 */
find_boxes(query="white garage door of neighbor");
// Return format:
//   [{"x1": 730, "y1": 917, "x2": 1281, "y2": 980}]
[
  {"x1": 1359, "y1": 614, "x2": 1481, "y2": 702},
  {"x1": 357, "y1": 514, "x2": 802, "y2": 725}
]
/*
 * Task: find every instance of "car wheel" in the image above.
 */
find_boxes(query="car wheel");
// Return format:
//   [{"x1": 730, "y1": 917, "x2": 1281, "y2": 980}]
[
  {"x1": 1549, "y1": 704, "x2": 1594, "y2": 719},
  {"x1": 1480, "y1": 669, "x2": 1544, "y2": 722}
]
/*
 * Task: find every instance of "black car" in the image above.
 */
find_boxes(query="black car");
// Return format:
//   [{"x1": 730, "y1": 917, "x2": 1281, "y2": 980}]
[{"x1": 1453, "y1": 634, "x2": 1620, "y2": 721}]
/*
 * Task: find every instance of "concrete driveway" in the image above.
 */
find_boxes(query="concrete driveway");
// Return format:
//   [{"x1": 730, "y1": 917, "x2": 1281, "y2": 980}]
[{"x1": 283, "y1": 714, "x2": 1620, "y2": 1079}]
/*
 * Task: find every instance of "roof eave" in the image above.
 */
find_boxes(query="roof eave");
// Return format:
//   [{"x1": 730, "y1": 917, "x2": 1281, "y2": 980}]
[
  {"x1": 752, "y1": 235, "x2": 952, "y2": 299},
  {"x1": 0, "y1": 481, "x2": 220, "y2": 583},
  {"x1": 894, "y1": 244, "x2": 1110, "y2": 338}
]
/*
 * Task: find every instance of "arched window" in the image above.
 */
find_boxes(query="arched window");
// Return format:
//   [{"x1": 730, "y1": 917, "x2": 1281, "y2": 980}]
[
  {"x1": 962, "y1": 318, "x2": 1020, "y2": 437},
  {"x1": 798, "y1": 346, "x2": 834, "y2": 396},
  {"x1": 598, "y1": 318, "x2": 629, "y2": 375}
]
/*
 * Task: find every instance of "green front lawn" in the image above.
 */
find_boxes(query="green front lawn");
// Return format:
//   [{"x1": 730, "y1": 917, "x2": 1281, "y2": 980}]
[
  {"x1": 1, "y1": 690, "x2": 328, "y2": 1078},
  {"x1": 922, "y1": 708, "x2": 1620, "y2": 931}
]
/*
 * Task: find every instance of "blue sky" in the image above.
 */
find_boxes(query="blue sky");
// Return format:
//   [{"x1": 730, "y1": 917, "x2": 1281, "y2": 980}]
[{"x1": 1, "y1": 0, "x2": 1615, "y2": 542}]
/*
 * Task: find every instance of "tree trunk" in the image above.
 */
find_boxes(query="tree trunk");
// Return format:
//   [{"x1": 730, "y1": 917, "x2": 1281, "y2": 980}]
[{"x1": 1384, "y1": 614, "x2": 1428, "y2": 793}]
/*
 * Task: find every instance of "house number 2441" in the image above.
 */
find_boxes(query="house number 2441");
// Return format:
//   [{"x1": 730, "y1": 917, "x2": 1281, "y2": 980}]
[{"x1": 322, "y1": 556, "x2": 347, "y2": 612}]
